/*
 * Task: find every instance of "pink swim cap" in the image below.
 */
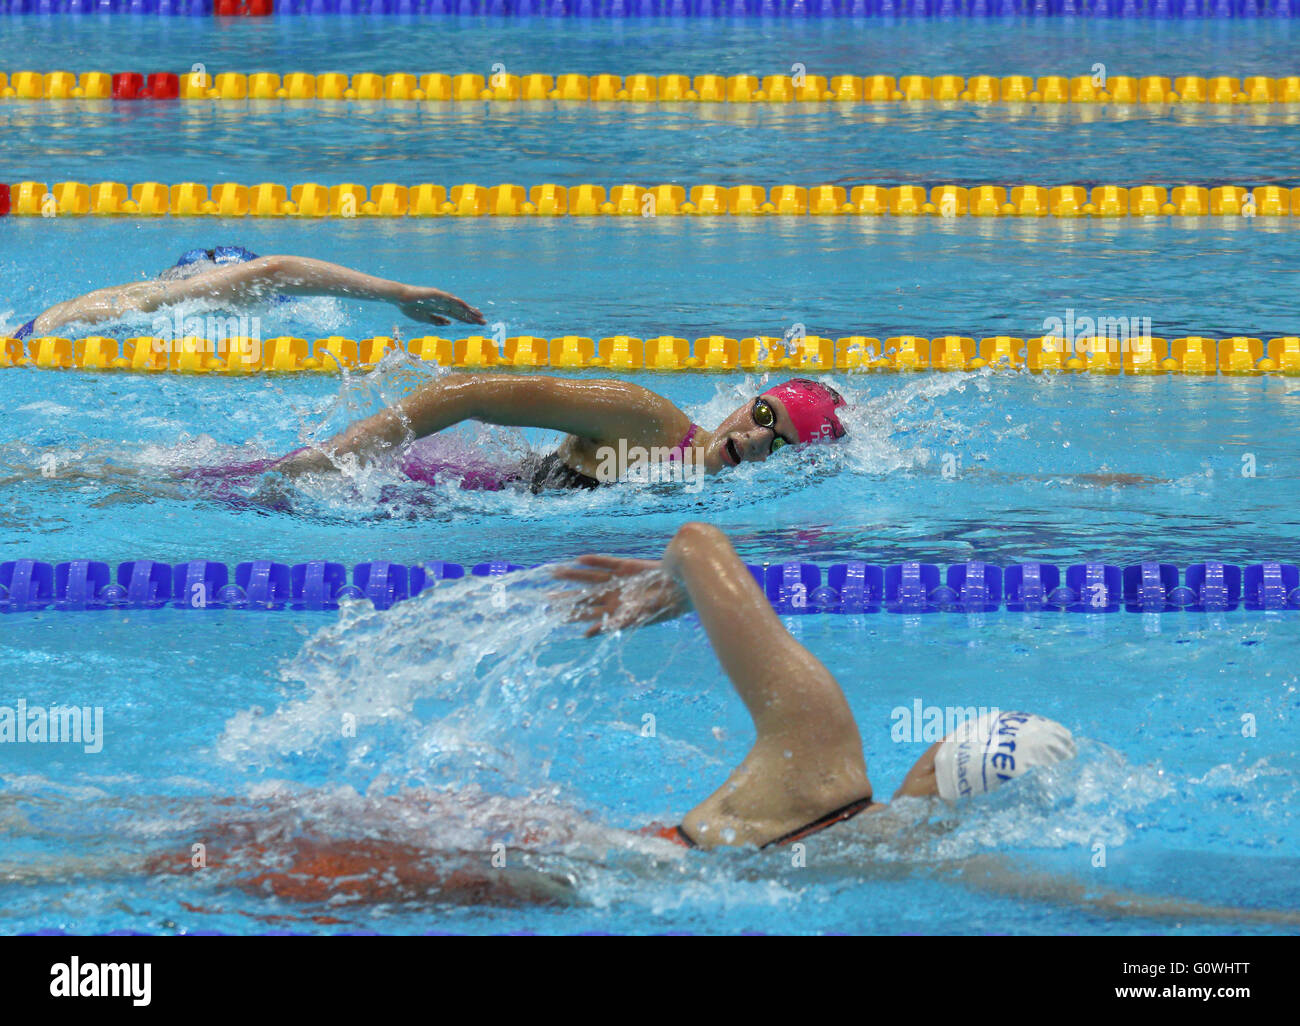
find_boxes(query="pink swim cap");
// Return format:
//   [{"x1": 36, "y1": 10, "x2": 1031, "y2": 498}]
[{"x1": 761, "y1": 379, "x2": 847, "y2": 445}]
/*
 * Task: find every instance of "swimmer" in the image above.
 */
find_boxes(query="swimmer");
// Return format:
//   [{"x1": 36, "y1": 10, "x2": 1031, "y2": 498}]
[
  {"x1": 4, "y1": 245, "x2": 485, "y2": 341},
  {"x1": 0, "y1": 376, "x2": 848, "y2": 505},
  {"x1": 555, "y1": 521, "x2": 1076, "y2": 847},
  {"x1": 130, "y1": 521, "x2": 1075, "y2": 908},
  {"x1": 260, "y1": 375, "x2": 849, "y2": 493},
  {"x1": 23, "y1": 522, "x2": 1298, "y2": 924}
]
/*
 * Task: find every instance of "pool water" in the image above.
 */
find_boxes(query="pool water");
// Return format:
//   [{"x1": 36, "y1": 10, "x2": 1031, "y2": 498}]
[
  {"x1": 2, "y1": 16, "x2": 1299, "y2": 935},
  {"x1": 3, "y1": 16, "x2": 1300, "y2": 75}
]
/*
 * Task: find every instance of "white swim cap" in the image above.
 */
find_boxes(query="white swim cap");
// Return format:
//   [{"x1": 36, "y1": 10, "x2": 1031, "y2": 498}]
[{"x1": 933, "y1": 711, "x2": 1076, "y2": 801}]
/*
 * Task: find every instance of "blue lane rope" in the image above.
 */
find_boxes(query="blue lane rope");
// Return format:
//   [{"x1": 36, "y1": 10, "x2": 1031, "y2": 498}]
[
  {"x1": 1, "y1": 557, "x2": 1296, "y2": 613},
  {"x1": 2, "y1": 0, "x2": 1299, "y2": 16}
]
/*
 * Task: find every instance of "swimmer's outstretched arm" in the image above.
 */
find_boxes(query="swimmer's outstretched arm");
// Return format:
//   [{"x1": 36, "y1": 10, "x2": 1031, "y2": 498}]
[
  {"x1": 30, "y1": 255, "x2": 484, "y2": 335},
  {"x1": 559, "y1": 523, "x2": 871, "y2": 849},
  {"x1": 942, "y1": 854, "x2": 1300, "y2": 927},
  {"x1": 919, "y1": 464, "x2": 1167, "y2": 489},
  {"x1": 275, "y1": 375, "x2": 691, "y2": 477}
]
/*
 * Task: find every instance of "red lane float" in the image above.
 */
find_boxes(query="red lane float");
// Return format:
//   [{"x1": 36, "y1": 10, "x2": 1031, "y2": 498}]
[
  {"x1": 109, "y1": 71, "x2": 181, "y2": 100},
  {"x1": 214, "y1": 0, "x2": 274, "y2": 14}
]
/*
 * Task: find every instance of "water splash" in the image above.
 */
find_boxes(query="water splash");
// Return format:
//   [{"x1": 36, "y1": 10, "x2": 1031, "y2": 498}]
[{"x1": 215, "y1": 567, "x2": 614, "y2": 794}]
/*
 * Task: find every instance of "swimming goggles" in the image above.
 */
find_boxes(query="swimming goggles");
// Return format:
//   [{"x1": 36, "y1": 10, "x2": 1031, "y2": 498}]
[{"x1": 752, "y1": 397, "x2": 793, "y2": 454}]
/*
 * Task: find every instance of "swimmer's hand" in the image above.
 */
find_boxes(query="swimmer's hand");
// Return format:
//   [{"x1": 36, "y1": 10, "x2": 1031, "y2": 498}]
[
  {"x1": 553, "y1": 555, "x2": 689, "y2": 637},
  {"x1": 269, "y1": 447, "x2": 339, "y2": 479},
  {"x1": 976, "y1": 468, "x2": 1168, "y2": 488},
  {"x1": 398, "y1": 286, "x2": 487, "y2": 326},
  {"x1": 1070, "y1": 472, "x2": 1165, "y2": 487}
]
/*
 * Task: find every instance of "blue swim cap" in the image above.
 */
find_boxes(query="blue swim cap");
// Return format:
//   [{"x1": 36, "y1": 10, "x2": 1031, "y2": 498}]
[
  {"x1": 174, "y1": 246, "x2": 260, "y2": 268},
  {"x1": 212, "y1": 245, "x2": 260, "y2": 264}
]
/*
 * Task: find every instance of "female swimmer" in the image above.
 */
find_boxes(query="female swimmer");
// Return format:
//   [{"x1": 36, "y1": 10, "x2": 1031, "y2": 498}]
[
  {"x1": 102, "y1": 523, "x2": 1294, "y2": 922},
  {"x1": 5, "y1": 246, "x2": 485, "y2": 341},
  {"x1": 255, "y1": 375, "x2": 850, "y2": 493},
  {"x1": 128, "y1": 520, "x2": 1074, "y2": 911}
]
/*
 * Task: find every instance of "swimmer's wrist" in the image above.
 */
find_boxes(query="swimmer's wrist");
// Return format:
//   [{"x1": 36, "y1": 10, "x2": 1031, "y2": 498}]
[
  {"x1": 269, "y1": 454, "x2": 303, "y2": 476},
  {"x1": 272, "y1": 447, "x2": 325, "y2": 476}
]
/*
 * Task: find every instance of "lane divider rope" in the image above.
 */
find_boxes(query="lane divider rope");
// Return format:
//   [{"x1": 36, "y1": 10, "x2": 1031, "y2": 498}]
[
  {"x1": 1, "y1": 558, "x2": 1294, "y2": 613},
  {"x1": 0, "y1": 0, "x2": 266, "y2": 12},
  {"x1": 2, "y1": 0, "x2": 1299, "y2": 18},
  {"x1": 2, "y1": 181, "x2": 1298, "y2": 218},
  {"x1": 4, "y1": 70, "x2": 1300, "y2": 104},
  {"x1": 3, "y1": 333, "x2": 1298, "y2": 374}
]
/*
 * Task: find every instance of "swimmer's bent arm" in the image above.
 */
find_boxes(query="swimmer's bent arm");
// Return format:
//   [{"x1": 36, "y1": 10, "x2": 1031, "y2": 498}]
[
  {"x1": 662, "y1": 523, "x2": 872, "y2": 849},
  {"x1": 276, "y1": 375, "x2": 688, "y2": 476}
]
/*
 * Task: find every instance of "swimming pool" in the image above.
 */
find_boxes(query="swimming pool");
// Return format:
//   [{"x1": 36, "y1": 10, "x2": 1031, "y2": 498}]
[{"x1": 3, "y1": 15, "x2": 1299, "y2": 935}]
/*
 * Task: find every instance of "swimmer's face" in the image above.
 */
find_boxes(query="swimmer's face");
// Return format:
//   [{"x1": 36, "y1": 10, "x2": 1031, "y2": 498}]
[
  {"x1": 705, "y1": 396, "x2": 799, "y2": 472},
  {"x1": 892, "y1": 742, "x2": 943, "y2": 800}
]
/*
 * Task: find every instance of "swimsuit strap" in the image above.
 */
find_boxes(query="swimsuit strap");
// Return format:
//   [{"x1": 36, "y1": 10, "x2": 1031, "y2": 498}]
[
  {"x1": 666, "y1": 423, "x2": 701, "y2": 462},
  {"x1": 13, "y1": 320, "x2": 35, "y2": 341},
  {"x1": 662, "y1": 794, "x2": 875, "y2": 851},
  {"x1": 759, "y1": 795, "x2": 877, "y2": 849}
]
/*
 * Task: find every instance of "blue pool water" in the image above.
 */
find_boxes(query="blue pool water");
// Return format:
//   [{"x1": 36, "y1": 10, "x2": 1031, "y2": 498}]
[
  {"x1": 2, "y1": 17, "x2": 1299, "y2": 935},
  {"x1": 2, "y1": 16, "x2": 1300, "y2": 74},
  {"x1": 9, "y1": 101, "x2": 1300, "y2": 185}
]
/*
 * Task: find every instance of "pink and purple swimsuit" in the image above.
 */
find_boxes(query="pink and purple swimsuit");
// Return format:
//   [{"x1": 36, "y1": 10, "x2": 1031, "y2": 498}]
[{"x1": 185, "y1": 424, "x2": 702, "y2": 502}]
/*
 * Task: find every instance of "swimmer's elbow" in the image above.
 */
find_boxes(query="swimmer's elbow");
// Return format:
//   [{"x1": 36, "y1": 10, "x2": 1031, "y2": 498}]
[
  {"x1": 247, "y1": 254, "x2": 292, "y2": 279},
  {"x1": 665, "y1": 522, "x2": 724, "y2": 565},
  {"x1": 672, "y1": 521, "x2": 727, "y2": 549},
  {"x1": 399, "y1": 374, "x2": 485, "y2": 432}
]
